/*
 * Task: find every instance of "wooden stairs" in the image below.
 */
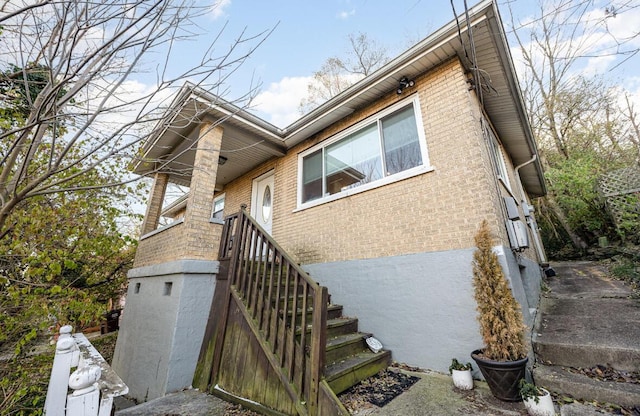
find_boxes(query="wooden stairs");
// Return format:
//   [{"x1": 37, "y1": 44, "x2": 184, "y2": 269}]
[
  {"x1": 322, "y1": 304, "x2": 391, "y2": 395},
  {"x1": 194, "y1": 209, "x2": 392, "y2": 415},
  {"x1": 275, "y1": 279, "x2": 392, "y2": 394}
]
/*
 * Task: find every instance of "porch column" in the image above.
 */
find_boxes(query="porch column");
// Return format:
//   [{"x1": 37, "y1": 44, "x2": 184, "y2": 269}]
[
  {"x1": 183, "y1": 122, "x2": 224, "y2": 258},
  {"x1": 140, "y1": 172, "x2": 169, "y2": 235}
]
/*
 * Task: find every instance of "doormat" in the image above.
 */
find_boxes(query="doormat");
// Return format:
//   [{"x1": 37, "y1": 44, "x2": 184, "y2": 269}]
[{"x1": 339, "y1": 369, "x2": 420, "y2": 410}]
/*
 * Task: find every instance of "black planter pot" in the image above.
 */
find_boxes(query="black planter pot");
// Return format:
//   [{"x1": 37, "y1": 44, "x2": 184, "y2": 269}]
[{"x1": 471, "y1": 349, "x2": 527, "y2": 402}]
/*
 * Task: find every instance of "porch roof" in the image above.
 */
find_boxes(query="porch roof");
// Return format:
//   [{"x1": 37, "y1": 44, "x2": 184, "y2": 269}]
[{"x1": 133, "y1": 0, "x2": 545, "y2": 196}]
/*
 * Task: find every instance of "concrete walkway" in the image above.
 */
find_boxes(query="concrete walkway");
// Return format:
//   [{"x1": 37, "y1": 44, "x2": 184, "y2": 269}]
[
  {"x1": 115, "y1": 369, "x2": 609, "y2": 415},
  {"x1": 532, "y1": 261, "x2": 640, "y2": 408},
  {"x1": 115, "y1": 389, "x2": 229, "y2": 415}
]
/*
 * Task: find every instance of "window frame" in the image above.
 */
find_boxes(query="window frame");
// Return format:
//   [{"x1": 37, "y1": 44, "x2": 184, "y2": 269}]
[
  {"x1": 296, "y1": 95, "x2": 431, "y2": 210},
  {"x1": 483, "y1": 117, "x2": 511, "y2": 191},
  {"x1": 211, "y1": 193, "x2": 226, "y2": 223}
]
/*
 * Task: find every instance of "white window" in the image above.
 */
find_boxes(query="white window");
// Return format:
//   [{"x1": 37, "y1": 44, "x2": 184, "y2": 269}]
[
  {"x1": 212, "y1": 194, "x2": 225, "y2": 220},
  {"x1": 484, "y1": 119, "x2": 511, "y2": 189},
  {"x1": 298, "y1": 97, "x2": 429, "y2": 208}
]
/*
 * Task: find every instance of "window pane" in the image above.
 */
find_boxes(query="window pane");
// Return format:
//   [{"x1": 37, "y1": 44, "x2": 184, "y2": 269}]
[
  {"x1": 302, "y1": 149, "x2": 323, "y2": 203},
  {"x1": 484, "y1": 121, "x2": 509, "y2": 183},
  {"x1": 381, "y1": 105, "x2": 422, "y2": 175},
  {"x1": 262, "y1": 185, "x2": 272, "y2": 222},
  {"x1": 325, "y1": 124, "x2": 382, "y2": 195},
  {"x1": 212, "y1": 195, "x2": 225, "y2": 219}
]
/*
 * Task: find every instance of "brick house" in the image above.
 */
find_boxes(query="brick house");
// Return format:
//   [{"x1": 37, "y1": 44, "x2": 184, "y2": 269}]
[{"x1": 113, "y1": 0, "x2": 547, "y2": 413}]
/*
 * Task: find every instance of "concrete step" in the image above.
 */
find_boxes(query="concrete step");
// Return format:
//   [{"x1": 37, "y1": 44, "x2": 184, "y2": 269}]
[
  {"x1": 535, "y1": 262, "x2": 640, "y2": 372},
  {"x1": 534, "y1": 293, "x2": 640, "y2": 372},
  {"x1": 534, "y1": 338, "x2": 640, "y2": 372},
  {"x1": 325, "y1": 350, "x2": 392, "y2": 395},
  {"x1": 532, "y1": 364, "x2": 640, "y2": 408}
]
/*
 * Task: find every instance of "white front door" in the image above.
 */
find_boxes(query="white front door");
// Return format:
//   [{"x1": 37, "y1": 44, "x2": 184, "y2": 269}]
[{"x1": 251, "y1": 171, "x2": 274, "y2": 235}]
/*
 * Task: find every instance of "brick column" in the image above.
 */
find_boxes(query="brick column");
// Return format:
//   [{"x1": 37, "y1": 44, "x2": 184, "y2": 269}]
[
  {"x1": 140, "y1": 172, "x2": 169, "y2": 235},
  {"x1": 183, "y1": 122, "x2": 223, "y2": 258}
]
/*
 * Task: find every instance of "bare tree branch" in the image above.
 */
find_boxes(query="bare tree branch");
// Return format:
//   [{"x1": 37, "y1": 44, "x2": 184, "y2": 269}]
[
  {"x1": 298, "y1": 32, "x2": 390, "y2": 114},
  {"x1": 0, "y1": 0, "x2": 272, "y2": 232}
]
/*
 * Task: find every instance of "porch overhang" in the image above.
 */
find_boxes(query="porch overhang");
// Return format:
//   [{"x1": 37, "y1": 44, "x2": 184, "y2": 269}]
[
  {"x1": 132, "y1": 87, "x2": 287, "y2": 188},
  {"x1": 133, "y1": 0, "x2": 545, "y2": 197}
]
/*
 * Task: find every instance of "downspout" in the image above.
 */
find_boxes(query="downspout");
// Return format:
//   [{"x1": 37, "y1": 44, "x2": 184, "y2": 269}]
[{"x1": 514, "y1": 155, "x2": 547, "y2": 263}]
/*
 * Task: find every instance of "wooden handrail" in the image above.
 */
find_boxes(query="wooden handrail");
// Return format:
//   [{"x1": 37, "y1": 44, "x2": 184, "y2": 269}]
[{"x1": 219, "y1": 207, "x2": 327, "y2": 415}]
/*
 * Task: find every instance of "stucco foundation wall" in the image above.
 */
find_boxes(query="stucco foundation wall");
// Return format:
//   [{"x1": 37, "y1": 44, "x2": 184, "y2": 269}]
[
  {"x1": 303, "y1": 246, "x2": 542, "y2": 376},
  {"x1": 112, "y1": 260, "x2": 218, "y2": 402},
  {"x1": 303, "y1": 248, "x2": 484, "y2": 376},
  {"x1": 493, "y1": 246, "x2": 544, "y2": 330},
  {"x1": 495, "y1": 247, "x2": 543, "y2": 328}
]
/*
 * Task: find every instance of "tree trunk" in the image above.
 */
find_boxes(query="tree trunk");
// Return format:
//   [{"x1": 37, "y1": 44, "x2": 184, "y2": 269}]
[{"x1": 544, "y1": 194, "x2": 588, "y2": 251}]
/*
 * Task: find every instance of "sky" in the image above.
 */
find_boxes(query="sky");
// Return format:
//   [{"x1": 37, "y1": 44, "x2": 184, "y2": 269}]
[
  {"x1": 211, "y1": 0, "x2": 504, "y2": 125},
  {"x1": 182, "y1": 0, "x2": 464, "y2": 126},
  {"x1": 159, "y1": 0, "x2": 640, "y2": 128},
  {"x1": 2, "y1": 0, "x2": 638, "y2": 130}
]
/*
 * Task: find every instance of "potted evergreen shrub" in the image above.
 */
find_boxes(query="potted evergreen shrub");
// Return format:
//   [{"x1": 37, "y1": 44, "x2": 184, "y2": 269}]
[
  {"x1": 519, "y1": 380, "x2": 556, "y2": 416},
  {"x1": 470, "y1": 220, "x2": 528, "y2": 401},
  {"x1": 449, "y1": 358, "x2": 473, "y2": 390}
]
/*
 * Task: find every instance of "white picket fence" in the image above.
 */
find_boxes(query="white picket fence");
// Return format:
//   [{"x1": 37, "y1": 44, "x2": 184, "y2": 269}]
[{"x1": 44, "y1": 325, "x2": 128, "y2": 416}]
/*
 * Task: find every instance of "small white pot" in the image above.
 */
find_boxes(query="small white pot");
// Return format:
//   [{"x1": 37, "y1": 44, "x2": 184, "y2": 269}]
[
  {"x1": 523, "y1": 388, "x2": 555, "y2": 416},
  {"x1": 451, "y1": 369, "x2": 473, "y2": 390}
]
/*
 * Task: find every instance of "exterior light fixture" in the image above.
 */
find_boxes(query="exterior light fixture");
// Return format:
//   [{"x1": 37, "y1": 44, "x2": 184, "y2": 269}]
[{"x1": 396, "y1": 76, "x2": 415, "y2": 95}]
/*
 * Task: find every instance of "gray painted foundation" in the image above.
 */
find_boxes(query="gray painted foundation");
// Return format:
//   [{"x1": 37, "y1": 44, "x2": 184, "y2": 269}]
[
  {"x1": 112, "y1": 260, "x2": 218, "y2": 402},
  {"x1": 303, "y1": 246, "x2": 543, "y2": 377},
  {"x1": 496, "y1": 247, "x2": 544, "y2": 327}
]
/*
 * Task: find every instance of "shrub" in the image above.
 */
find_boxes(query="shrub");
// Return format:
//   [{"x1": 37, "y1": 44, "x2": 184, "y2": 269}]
[{"x1": 472, "y1": 220, "x2": 527, "y2": 361}]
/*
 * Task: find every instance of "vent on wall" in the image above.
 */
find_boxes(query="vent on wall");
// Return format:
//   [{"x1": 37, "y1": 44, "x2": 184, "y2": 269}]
[{"x1": 164, "y1": 282, "x2": 173, "y2": 296}]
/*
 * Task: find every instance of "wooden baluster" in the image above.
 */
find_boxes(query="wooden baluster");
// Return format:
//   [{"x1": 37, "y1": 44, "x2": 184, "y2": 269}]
[
  {"x1": 234, "y1": 215, "x2": 249, "y2": 288},
  {"x1": 278, "y1": 261, "x2": 291, "y2": 367},
  {"x1": 263, "y1": 244, "x2": 276, "y2": 335},
  {"x1": 295, "y1": 281, "x2": 309, "y2": 395},
  {"x1": 237, "y1": 218, "x2": 251, "y2": 294},
  {"x1": 44, "y1": 325, "x2": 76, "y2": 415},
  {"x1": 250, "y1": 231, "x2": 264, "y2": 316},
  {"x1": 270, "y1": 252, "x2": 284, "y2": 352},
  {"x1": 308, "y1": 286, "x2": 328, "y2": 416},
  {"x1": 67, "y1": 365, "x2": 101, "y2": 415},
  {"x1": 257, "y1": 241, "x2": 271, "y2": 330},
  {"x1": 286, "y1": 268, "x2": 299, "y2": 383}
]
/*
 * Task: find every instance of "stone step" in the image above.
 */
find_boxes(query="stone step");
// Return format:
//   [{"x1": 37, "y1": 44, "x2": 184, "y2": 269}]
[
  {"x1": 325, "y1": 332, "x2": 372, "y2": 364},
  {"x1": 533, "y1": 340, "x2": 640, "y2": 372},
  {"x1": 532, "y1": 364, "x2": 640, "y2": 408},
  {"x1": 325, "y1": 350, "x2": 392, "y2": 395}
]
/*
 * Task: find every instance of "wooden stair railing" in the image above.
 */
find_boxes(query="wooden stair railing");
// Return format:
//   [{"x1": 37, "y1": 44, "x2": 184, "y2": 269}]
[{"x1": 209, "y1": 206, "x2": 329, "y2": 415}]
